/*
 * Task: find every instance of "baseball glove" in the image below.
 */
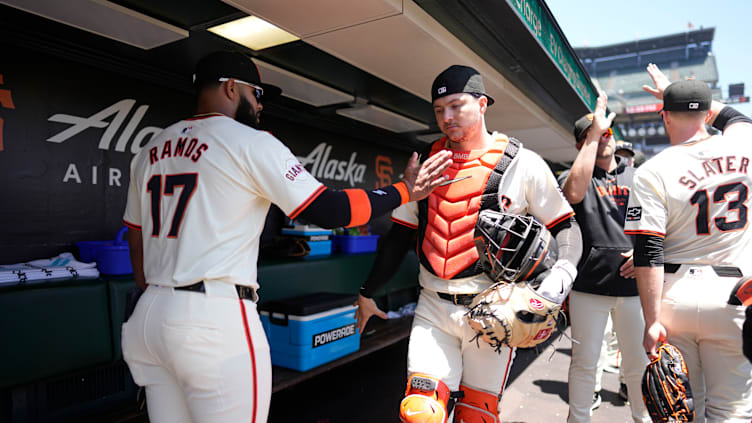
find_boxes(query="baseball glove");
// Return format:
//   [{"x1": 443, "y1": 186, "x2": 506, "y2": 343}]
[
  {"x1": 642, "y1": 342, "x2": 695, "y2": 422},
  {"x1": 466, "y1": 280, "x2": 560, "y2": 351}
]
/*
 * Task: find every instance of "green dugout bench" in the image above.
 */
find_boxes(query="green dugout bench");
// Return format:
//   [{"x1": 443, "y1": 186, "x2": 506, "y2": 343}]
[{"x1": 0, "y1": 252, "x2": 419, "y2": 421}]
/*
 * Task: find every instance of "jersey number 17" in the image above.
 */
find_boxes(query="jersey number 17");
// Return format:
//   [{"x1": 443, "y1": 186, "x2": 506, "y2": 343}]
[{"x1": 146, "y1": 173, "x2": 198, "y2": 237}]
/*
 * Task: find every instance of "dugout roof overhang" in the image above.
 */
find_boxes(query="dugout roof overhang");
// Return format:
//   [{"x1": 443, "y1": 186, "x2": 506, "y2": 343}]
[{"x1": 0, "y1": 0, "x2": 599, "y2": 162}]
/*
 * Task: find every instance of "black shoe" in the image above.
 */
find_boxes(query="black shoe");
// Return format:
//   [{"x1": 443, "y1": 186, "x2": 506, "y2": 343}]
[
  {"x1": 618, "y1": 383, "x2": 629, "y2": 402},
  {"x1": 590, "y1": 392, "x2": 602, "y2": 412}
]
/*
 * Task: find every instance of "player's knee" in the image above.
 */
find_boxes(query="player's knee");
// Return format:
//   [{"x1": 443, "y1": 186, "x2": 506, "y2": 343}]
[
  {"x1": 399, "y1": 373, "x2": 451, "y2": 423},
  {"x1": 453, "y1": 384, "x2": 499, "y2": 423}
]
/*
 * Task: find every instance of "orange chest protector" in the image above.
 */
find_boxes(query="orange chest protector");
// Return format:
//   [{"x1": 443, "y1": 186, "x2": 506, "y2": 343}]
[{"x1": 417, "y1": 136, "x2": 521, "y2": 280}]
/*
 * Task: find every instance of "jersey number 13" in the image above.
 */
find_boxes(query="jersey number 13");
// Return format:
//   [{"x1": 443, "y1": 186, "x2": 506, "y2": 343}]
[
  {"x1": 690, "y1": 182, "x2": 748, "y2": 235},
  {"x1": 146, "y1": 173, "x2": 198, "y2": 237}
]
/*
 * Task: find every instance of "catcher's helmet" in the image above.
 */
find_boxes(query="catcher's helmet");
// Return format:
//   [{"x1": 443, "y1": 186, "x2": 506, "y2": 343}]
[{"x1": 474, "y1": 210, "x2": 558, "y2": 283}]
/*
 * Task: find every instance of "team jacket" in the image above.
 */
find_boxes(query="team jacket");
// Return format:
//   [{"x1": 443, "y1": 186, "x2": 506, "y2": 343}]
[{"x1": 557, "y1": 156, "x2": 637, "y2": 296}]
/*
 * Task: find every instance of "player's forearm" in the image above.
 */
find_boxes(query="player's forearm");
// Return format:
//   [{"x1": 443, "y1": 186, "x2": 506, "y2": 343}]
[
  {"x1": 297, "y1": 183, "x2": 409, "y2": 229},
  {"x1": 126, "y1": 228, "x2": 147, "y2": 290},
  {"x1": 561, "y1": 140, "x2": 598, "y2": 204},
  {"x1": 709, "y1": 103, "x2": 752, "y2": 133},
  {"x1": 635, "y1": 266, "x2": 664, "y2": 326},
  {"x1": 359, "y1": 223, "x2": 415, "y2": 298}
]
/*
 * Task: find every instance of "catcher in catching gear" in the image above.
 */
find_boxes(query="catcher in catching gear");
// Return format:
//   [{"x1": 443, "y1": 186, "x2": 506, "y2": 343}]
[
  {"x1": 642, "y1": 342, "x2": 695, "y2": 422},
  {"x1": 467, "y1": 210, "x2": 562, "y2": 350}
]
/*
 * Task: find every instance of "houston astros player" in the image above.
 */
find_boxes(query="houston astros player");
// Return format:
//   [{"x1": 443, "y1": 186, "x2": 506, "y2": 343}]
[
  {"x1": 356, "y1": 65, "x2": 583, "y2": 422},
  {"x1": 120, "y1": 51, "x2": 451, "y2": 423},
  {"x1": 626, "y1": 63, "x2": 752, "y2": 422}
]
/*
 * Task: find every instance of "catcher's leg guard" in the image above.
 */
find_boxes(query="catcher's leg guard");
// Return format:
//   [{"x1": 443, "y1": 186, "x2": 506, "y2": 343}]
[
  {"x1": 399, "y1": 373, "x2": 451, "y2": 423},
  {"x1": 453, "y1": 385, "x2": 499, "y2": 423}
]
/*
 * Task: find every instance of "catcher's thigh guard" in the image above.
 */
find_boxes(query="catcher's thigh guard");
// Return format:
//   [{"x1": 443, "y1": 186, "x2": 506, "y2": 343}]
[
  {"x1": 453, "y1": 385, "x2": 499, "y2": 423},
  {"x1": 399, "y1": 373, "x2": 451, "y2": 423}
]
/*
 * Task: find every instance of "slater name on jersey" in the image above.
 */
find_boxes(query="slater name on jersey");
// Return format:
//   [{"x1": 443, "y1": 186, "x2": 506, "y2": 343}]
[{"x1": 678, "y1": 154, "x2": 749, "y2": 190}]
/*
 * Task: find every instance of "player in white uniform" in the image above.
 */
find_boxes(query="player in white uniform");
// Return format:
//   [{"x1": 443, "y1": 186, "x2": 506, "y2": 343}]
[
  {"x1": 120, "y1": 51, "x2": 452, "y2": 423},
  {"x1": 356, "y1": 65, "x2": 582, "y2": 422},
  {"x1": 626, "y1": 64, "x2": 752, "y2": 422}
]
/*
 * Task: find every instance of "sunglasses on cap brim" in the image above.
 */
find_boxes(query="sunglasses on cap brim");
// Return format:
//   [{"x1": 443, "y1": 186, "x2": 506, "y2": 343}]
[{"x1": 218, "y1": 77, "x2": 264, "y2": 100}]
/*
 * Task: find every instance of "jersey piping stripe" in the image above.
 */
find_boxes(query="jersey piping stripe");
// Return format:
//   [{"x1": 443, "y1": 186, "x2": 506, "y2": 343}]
[
  {"x1": 185, "y1": 112, "x2": 225, "y2": 121},
  {"x1": 391, "y1": 217, "x2": 418, "y2": 229},
  {"x1": 545, "y1": 211, "x2": 575, "y2": 229},
  {"x1": 344, "y1": 188, "x2": 372, "y2": 227},
  {"x1": 499, "y1": 347, "x2": 514, "y2": 397},
  {"x1": 289, "y1": 184, "x2": 326, "y2": 220},
  {"x1": 123, "y1": 220, "x2": 141, "y2": 231},
  {"x1": 624, "y1": 229, "x2": 665, "y2": 237},
  {"x1": 393, "y1": 181, "x2": 409, "y2": 205},
  {"x1": 238, "y1": 299, "x2": 258, "y2": 423}
]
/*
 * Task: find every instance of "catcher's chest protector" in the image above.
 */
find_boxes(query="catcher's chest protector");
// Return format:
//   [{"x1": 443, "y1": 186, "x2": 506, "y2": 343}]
[{"x1": 418, "y1": 135, "x2": 519, "y2": 279}]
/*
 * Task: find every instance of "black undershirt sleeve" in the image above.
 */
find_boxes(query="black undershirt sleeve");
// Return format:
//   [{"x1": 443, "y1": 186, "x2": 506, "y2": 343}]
[
  {"x1": 634, "y1": 234, "x2": 664, "y2": 267},
  {"x1": 712, "y1": 106, "x2": 752, "y2": 132},
  {"x1": 297, "y1": 185, "x2": 404, "y2": 229},
  {"x1": 359, "y1": 223, "x2": 416, "y2": 298}
]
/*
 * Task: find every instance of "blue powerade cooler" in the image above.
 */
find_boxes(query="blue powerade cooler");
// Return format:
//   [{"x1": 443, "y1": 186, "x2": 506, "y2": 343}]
[{"x1": 259, "y1": 292, "x2": 360, "y2": 371}]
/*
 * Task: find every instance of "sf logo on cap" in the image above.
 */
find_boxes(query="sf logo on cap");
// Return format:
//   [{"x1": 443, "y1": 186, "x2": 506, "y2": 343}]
[
  {"x1": 438, "y1": 86, "x2": 447, "y2": 95},
  {"x1": 689, "y1": 102, "x2": 699, "y2": 109}
]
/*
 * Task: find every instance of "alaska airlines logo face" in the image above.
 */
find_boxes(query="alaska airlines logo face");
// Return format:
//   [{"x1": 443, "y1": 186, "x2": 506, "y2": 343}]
[
  {"x1": 46, "y1": 99, "x2": 163, "y2": 154},
  {"x1": 0, "y1": 74, "x2": 16, "y2": 152},
  {"x1": 297, "y1": 142, "x2": 366, "y2": 187}
]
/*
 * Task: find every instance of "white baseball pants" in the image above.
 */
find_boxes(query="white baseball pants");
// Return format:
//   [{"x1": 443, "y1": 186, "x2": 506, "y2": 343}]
[
  {"x1": 407, "y1": 288, "x2": 515, "y2": 417},
  {"x1": 567, "y1": 291, "x2": 651, "y2": 423},
  {"x1": 122, "y1": 281, "x2": 271, "y2": 423},
  {"x1": 662, "y1": 265, "x2": 752, "y2": 423}
]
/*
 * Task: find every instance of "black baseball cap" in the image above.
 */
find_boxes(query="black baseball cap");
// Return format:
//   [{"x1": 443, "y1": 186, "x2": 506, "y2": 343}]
[
  {"x1": 193, "y1": 51, "x2": 281, "y2": 100},
  {"x1": 615, "y1": 140, "x2": 635, "y2": 156},
  {"x1": 431, "y1": 65, "x2": 494, "y2": 105},
  {"x1": 662, "y1": 80, "x2": 711, "y2": 112},
  {"x1": 573, "y1": 113, "x2": 614, "y2": 142}
]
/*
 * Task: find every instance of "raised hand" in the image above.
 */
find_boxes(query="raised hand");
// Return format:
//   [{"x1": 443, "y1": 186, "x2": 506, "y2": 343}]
[
  {"x1": 401, "y1": 150, "x2": 453, "y2": 202},
  {"x1": 642, "y1": 63, "x2": 672, "y2": 100}
]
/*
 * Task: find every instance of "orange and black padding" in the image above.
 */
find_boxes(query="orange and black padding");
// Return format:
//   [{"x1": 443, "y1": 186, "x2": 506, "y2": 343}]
[
  {"x1": 453, "y1": 384, "x2": 499, "y2": 423},
  {"x1": 399, "y1": 373, "x2": 451, "y2": 423}
]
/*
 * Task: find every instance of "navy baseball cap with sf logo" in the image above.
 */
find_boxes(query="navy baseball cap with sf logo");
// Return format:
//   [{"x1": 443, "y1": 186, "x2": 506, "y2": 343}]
[{"x1": 431, "y1": 65, "x2": 495, "y2": 105}]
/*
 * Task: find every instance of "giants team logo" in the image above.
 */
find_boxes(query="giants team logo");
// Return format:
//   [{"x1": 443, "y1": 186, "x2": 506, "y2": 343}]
[
  {"x1": 0, "y1": 74, "x2": 16, "y2": 152},
  {"x1": 626, "y1": 206, "x2": 642, "y2": 221},
  {"x1": 375, "y1": 155, "x2": 393, "y2": 188},
  {"x1": 529, "y1": 297, "x2": 544, "y2": 310}
]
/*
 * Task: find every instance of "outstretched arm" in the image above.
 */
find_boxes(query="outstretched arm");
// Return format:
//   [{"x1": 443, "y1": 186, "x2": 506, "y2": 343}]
[
  {"x1": 561, "y1": 93, "x2": 616, "y2": 204},
  {"x1": 297, "y1": 151, "x2": 452, "y2": 229}
]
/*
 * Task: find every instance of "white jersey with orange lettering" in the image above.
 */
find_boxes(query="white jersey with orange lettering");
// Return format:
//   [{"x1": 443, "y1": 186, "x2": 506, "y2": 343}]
[
  {"x1": 123, "y1": 113, "x2": 324, "y2": 289},
  {"x1": 624, "y1": 134, "x2": 752, "y2": 269},
  {"x1": 121, "y1": 113, "x2": 325, "y2": 423}
]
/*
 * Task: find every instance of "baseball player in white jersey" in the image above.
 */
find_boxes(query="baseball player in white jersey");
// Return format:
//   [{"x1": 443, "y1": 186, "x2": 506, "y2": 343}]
[
  {"x1": 120, "y1": 51, "x2": 452, "y2": 423},
  {"x1": 356, "y1": 65, "x2": 583, "y2": 422},
  {"x1": 626, "y1": 63, "x2": 752, "y2": 422}
]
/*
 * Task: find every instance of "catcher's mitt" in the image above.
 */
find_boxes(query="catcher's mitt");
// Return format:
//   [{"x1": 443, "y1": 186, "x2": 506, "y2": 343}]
[
  {"x1": 466, "y1": 280, "x2": 560, "y2": 351},
  {"x1": 642, "y1": 342, "x2": 695, "y2": 422}
]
